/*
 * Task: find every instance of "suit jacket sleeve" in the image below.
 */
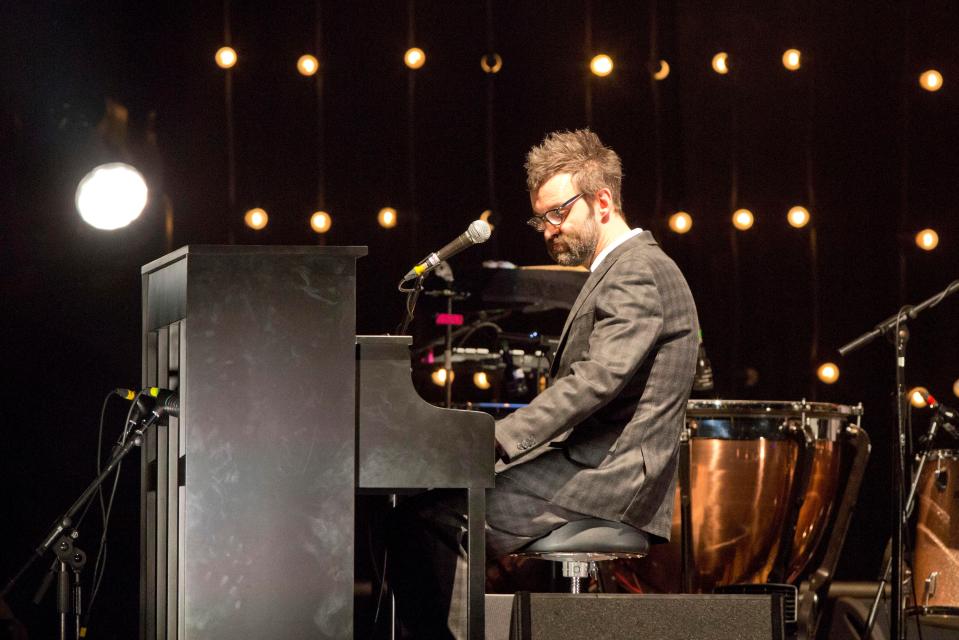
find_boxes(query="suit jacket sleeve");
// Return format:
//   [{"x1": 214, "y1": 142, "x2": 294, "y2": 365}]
[{"x1": 495, "y1": 257, "x2": 663, "y2": 463}]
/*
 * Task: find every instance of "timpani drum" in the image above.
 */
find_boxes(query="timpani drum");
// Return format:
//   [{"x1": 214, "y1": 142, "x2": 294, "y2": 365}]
[
  {"x1": 911, "y1": 449, "x2": 959, "y2": 622},
  {"x1": 611, "y1": 400, "x2": 858, "y2": 594}
]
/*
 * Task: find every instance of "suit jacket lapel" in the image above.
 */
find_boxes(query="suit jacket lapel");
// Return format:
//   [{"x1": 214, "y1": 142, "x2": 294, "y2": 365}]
[{"x1": 549, "y1": 231, "x2": 657, "y2": 377}]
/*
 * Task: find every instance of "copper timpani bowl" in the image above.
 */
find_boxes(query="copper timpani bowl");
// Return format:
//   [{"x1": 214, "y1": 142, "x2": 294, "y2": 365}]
[
  {"x1": 911, "y1": 449, "x2": 959, "y2": 623},
  {"x1": 611, "y1": 400, "x2": 857, "y2": 594}
]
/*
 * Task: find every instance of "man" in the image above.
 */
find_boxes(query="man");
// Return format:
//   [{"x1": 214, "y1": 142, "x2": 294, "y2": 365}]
[{"x1": 388, "y1": 129, "x2": 699, "y2": 638}]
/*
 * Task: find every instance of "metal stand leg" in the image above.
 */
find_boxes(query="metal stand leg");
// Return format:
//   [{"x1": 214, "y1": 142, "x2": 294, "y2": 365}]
[{"x1": 466, "y1": 488, "x2": 486, "y2": 640}]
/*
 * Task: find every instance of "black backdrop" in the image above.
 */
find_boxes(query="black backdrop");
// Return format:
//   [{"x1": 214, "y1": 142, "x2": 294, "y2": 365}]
[{"x1": 2, "y1": 2, "x2": 958, "y2": 637}]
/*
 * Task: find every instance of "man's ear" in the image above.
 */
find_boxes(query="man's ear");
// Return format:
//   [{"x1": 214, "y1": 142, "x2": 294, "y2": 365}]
[{"x1": 595, "y1": 188, "x2": 613, "y2": 222}]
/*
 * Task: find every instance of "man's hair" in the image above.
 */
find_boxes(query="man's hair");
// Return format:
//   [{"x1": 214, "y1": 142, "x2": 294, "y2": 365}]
[{"x1": 525, "y1": 128, "x2": 624, "y2": 213}]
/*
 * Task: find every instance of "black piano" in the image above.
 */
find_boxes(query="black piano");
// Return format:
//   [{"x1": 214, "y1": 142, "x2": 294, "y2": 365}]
[{"x1": 140, "y1": 246, "x2": 494, "y2": 639}]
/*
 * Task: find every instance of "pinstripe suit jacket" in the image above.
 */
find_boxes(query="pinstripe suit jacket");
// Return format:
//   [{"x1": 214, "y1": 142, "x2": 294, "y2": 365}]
[{"x1": 495, "y1": 230, "x2": 699, "y2": 540}]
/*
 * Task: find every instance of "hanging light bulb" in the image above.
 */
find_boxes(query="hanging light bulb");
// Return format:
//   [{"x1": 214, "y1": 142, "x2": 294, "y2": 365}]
[
  {"x1": 817, "y1": 362, "x2": 840, "y2": 384},
  {"x1": 297, "y1": 54, "x2": 319, "y2": 76},
  {"x1": 473, "y1": 371, "x2": 492, "y2": 390},
  {"x1": 590, "y1": 54, "x2": 614, "y2": 77},
  {"x1": 732, "y1": 208, "x2": 754, "y2": 230},
  {"x1": 787, "y1": 206, "x2": 810, "y2": 228},
  {"x1": 404, "y1": 47, "x2": 426, "y2": 69},
  {"x1": 215, "y1": 46, "x2": 237, "y2": 69},
  {"x1": 916, "y1": 229, "x2": 939, "y2": 251},
  {"x1": 782, "y1": 49, "x2": 801, "y2": 71},
  {"x1": 480, "y1": 53, "x2": 503, "y2": 74},
  {"x1": 653, "y1": 60, "x2": 670, "y2": 80},
  {"x1": 668, "y1": 211, "x2": 692, "y2": 234},
  {"x1": 919, "y1": 70, "x2": 943, "y2": 92},
  {"x1": 711, "y1": 52, "x2": 729, "y2": 75},
  {"x1": 310, "y1": 210, "x2": 331, "y2": 233},
  {"x1": 244, "y1": 207, "x2": 268, "y2": 230},
  {"x1": 378, "y1": 207, "x2": 398, "y2": 228},
  {"x1": 431, "y1": 367, "x2": 453, "y2": 386},
  {"x1": 909, "y1": 386, "x2": 930, "y2": 408}
]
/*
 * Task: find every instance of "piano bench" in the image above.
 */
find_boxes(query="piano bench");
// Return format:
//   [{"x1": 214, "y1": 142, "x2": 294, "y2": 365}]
[{"x1": 511, "y1": 518, "x2": 649, "y2": 594}]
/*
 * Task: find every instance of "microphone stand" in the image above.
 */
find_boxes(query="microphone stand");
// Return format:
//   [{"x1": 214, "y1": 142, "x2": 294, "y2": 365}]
[
  {"x1": 838, "y1": 278, "x2": 959, "y2": 640},
  {"x1": 864, "y1": 410, "x2": 945, "y2": 637},
  {"x1": 1, "y1": 417, "x2": 156, "y2": 639}
]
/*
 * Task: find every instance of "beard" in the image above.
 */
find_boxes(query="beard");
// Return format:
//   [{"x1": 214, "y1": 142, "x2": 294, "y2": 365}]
[{"x1": 546, "y1": 216, "x2": 599, "y2": 266}]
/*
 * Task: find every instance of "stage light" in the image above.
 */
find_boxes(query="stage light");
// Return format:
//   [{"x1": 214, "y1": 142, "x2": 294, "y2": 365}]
[
  {"x1": 244, "y1": 207, "x2": 268, "y2": 230},
  {"x1": 404, "y1": 47, "x2": 426, "y2": 69},
  {"x1": 431, "y1": 367, "x2": 453, "y2": 386},
  {"x1": 712, "y1": 52, "x2": 729, "y2": 75},
  {"x1": 481, "y1": 53, "x2": 503, "y2": 74},
  {"x1": 668, "y1": 211, "x2": 692, "y2": 234},
  {"x1": 909, "y1": 386, "x2": 930, "y2": 408},
  {"x1": 916, "y1": 228, "x2": 939, "y2": 251},
  {"x1": 75, "y1": 163, "x2": 148, "y2": 230},
  {"x1": 653, "y1": 60, "x2": 670, "y2": 80},
  {"x1": 782, "y1": 49, "x2": 801, "y2": 71},
  {"x1": 215, "y1": 46, "x2": 237, "y2": 69},
  {"x1": 473, "y1": 371, "x2": 492, "y2": 390},
  {"x1": 787, "y1": 206, "x2": 810, "y2": 228},
  {"x1": 954, "y1": 378, "x2": 959, "y2": 398},
  {"x1": 817, "y1": 362, "x2": 839, "y2": 384},
  {"x1": 590, "y1": 54, "x2": 614, "y2": 77},
  {"x1": 297, "y1": 54, "x2": 319, "y2": 76},
  {"x1": 377, "y1": 207, "x2": 397, "y2": 228},
  {"x1": 310, "y1": 210, "x2": 331, "y2": 233},
  {"x1": 732, "y1": 208, "x2": 754, "y2": 230},
  {"x1": 919, "y1": 70, "x2": 943, "y2": 92}
]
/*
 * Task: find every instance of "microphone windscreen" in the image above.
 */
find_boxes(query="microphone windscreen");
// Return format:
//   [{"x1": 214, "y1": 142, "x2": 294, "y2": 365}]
[{"x1": 467, "y1": 219, "x2": 492, "y2": 244}]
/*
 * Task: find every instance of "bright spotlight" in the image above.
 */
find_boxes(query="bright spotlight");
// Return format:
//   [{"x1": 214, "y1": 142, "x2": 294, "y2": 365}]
[
  {"x1": 919, "y1": 70, "x2": 943, "y2": 92},
  {"x1": 215, "y1": 46, "x2": 237, "y2": 69},
  {"x1": 668, "y1": 211, "x2": 692, "y2": 234},
  {"x1": 378, "y1": 207, "x2": 398, "y2": 228},
  {"x1": 297, "y1": 54, "x2": 319, "y2": 76},
  {"x1": 782, "y1": 49, "x2": 801, "y2": 71},
  {"x1": 817, "y1": 362, "x2": 839, "y2": 384},
  {"x1": 732, "y1": 208, "x2": 754, "y2": 230},
  {"x1": 75, "y1": 163, "x2": 148, "y2": 230},
  {"x1": 310, "y1": 210, "x2": 331, "y2": 233},
  {"x1": 404, "y1": 47, "x2": 426, "y2": 69},
  {"x1": 712, "y1": 52, "x2": 729, "y2": 75},
  {"x1": 787, "y1": 206, "x2": 810, "y2": 228},
  {"x1": 915, "y1": 228, "x2": 939, "y2": 251},
  {"x1": 244, "y1": 207, "x2": 268, "y2": 230},
  {"x1": 590, "y1": 54, "x2": 614, "y2": 77}
]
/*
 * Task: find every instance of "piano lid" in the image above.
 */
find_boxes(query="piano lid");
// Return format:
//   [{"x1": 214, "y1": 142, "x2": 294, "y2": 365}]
[{"x1": 479, "y1": 265, "x2": 588, "y2": 313}]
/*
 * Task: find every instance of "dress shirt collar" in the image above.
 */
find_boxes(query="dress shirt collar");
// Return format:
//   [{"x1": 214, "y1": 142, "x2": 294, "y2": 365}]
[{"x1": 590, "y1": 227, "x2": 644, "y2": 272}]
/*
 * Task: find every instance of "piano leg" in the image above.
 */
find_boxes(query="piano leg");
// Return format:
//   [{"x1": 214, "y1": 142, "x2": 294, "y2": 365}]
[{"x1": 467, "y1": 487, "x2": 486, "y2": 640}]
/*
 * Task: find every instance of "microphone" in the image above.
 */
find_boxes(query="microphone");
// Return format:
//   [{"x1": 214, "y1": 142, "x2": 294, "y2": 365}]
[
  {"x1": 692, "y1": 331, "x2": 714, "y2": 392},
  {"x1": 402, "y1": 220, "x2": 491, "y2": 282},
  {"x1": 146, "y1": 387, "x2": 180, "y2": 418},
  {"x1": 923, "y1": 392, "x2": 958, "y2": 423}
]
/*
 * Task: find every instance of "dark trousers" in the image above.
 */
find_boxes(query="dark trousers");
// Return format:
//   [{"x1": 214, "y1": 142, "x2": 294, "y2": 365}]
[{"x1": 385, "y1": 473, "x2": 589, "y2": 639}]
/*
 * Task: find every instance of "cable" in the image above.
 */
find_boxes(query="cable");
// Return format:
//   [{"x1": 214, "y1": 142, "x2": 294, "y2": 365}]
[{"x1": 82, "y1": 388, "x2": 148, "y2": 633}]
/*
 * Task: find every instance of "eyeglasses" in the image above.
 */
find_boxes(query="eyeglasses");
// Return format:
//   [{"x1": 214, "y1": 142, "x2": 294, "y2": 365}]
[{"x1": 526, "y1": 192, "x2": 585, "y2": 232}]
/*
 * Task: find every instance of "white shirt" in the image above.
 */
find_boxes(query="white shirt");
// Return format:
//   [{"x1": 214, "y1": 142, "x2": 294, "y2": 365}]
[{"x1": 590, "y1": 228, "x2": 644, "y2": 272}]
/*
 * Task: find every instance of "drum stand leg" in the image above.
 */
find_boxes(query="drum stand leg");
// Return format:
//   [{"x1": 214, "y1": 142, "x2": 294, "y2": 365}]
[
  {"x1": 864, "y1": 413, "x2": 944, "y2": 638},
  {"x1": 678, "y1": 425, "x2": 693, "y2": 593}
]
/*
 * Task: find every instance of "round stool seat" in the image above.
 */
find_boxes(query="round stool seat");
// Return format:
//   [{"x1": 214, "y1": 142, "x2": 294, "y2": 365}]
[{"x1": 515, "y1": 518, "x2": 650, "y2": 563}]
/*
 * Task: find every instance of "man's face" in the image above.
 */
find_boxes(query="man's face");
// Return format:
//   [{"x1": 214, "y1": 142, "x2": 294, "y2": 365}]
[{"x1": 531, "y1": 173, "x2": 599, "y2": 267}]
